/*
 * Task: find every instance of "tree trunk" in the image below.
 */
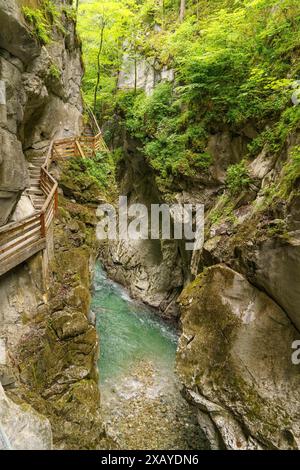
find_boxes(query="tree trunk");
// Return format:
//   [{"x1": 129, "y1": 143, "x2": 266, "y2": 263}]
[
  {"x1": 196, "y1": 0, "x2": 200, "y2": 20},
  {"x1": 93, "y1": 22, "x2": 105, "y2": 115},
  {"x1": 134, "y1": 50, "x2": 137, "y2": 94},
  {"x1": 162, "y1": 0, "x2": 165, "y2": 29},
  {"x1": 179, "y1": 0, "x2": 186, "y2": 22}
]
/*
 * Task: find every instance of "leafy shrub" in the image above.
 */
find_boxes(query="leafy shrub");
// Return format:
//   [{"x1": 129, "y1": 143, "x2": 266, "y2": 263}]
[
  {"x1": 226, "y1": 160, "x2": 252, "y2": 195},
  {"x1": 22, "y1": 6, "x2": 51, "y2": 44},
  {"x1": 82, "y1": 152, "x2": 116, "y2": 190},
  {"x1": 22, "y1": 1, "x2": 64, "y2": 44},
  {"x1": 78, "y1": 0, "x2": 300, "y2": 191},
  {"x1": 49, "y1": 63, "x2": 61, "y2": 80},
  {"x1": 62, "y1": 5, "x2": 77, "y2": 22},
  {"x1": 192, "y1": 151, "x2": 213, "y2": 170},
  {"x1": 248, "y1": 106, "x2": 300, "y2": 156},
  {"x1": 281, "y1": 146, "x2": 300, "y2": 195}
]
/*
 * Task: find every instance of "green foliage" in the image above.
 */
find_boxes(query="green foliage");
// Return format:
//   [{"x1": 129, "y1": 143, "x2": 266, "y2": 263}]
[
  {"x1": 119, "y1": 82, "x2": 213, "y2": 181},
  {"x1": 226, "y1": 161, "x2": 253, "y2": 195},
  {"x1": 22, "y1": 6, "x2": 51, "y2": 44},
  {"x1": 49, "y1": 63, "x2": 61, "y2": 80},
  {"x1": 81, "y1": 152, "x2": 116, "y2": 191},
  {"x1": 22, "y1": 1, "x2": 65, "y2": 44},
  {"x1": 77, "y1": 0, "x2": 300, "y2": 189},
  {"x1": 248, "y1": 106, "x2": 300, "y2": 155},
  {"x1": 62, "y1": 5, "x2": 77, "y2": 22},
  {"x1": 77, "y1": 0, "x2": 135, "y2": 116},
  {"x1": 208, "y1": 194, "x2": 235, "y2": 225},
  {"x1": 281, "y1": 146, "x2": 300, "y2": 195},
  {"x1": 60, "y1": 152, "x2": 117, "y2": 203}
]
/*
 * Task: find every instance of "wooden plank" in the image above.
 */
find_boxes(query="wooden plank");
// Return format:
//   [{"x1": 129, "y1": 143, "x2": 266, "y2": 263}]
[
  {"x1": 41, "y1": 184, "x2": 58, "y2": 213},
  {"x1": 0, "y1": 225, "x2": 41, "y2": 257},
  {"x1": 46, "y1": 210, "x2": 54, "y2": 229},
  {"x1": 0, "y1": 214, "x2": 40, "y2": 236},
  {"x1": 0, "y1": 127, "x2": 107, "y2": 278},
  {"x1": 40, "y1": 211, "x2": 46, "y2": 238},
  {"x1": 41, "y1": 181, "x2": 53, "y2": 193},
  {"x1": 75, "y1": 140, "x2": 86, "y2": 159},
  {"x1": 54, "y1": 137, "x2": 78, "y2": 145},
  {"x1": 0, "y1": 230, "x2": 41, "y2": 263},
  {"x1": 0, "y1": 239, "x2": 46, "y2": 278},
  {"x1": 0, "y1": 220, "x2": 41, "y2": 246}
]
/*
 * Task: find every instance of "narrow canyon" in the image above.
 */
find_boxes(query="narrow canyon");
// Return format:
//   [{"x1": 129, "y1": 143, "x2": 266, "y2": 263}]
[{"x1": 0, "y1": 0, "x2": 300, "y2": 451}]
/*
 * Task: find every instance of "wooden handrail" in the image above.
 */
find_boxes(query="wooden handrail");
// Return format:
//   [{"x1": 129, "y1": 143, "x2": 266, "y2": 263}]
[
  {"x1": 75, "y1": 140, "x2": 86, "y2": 159},
  {"x1": 84, "y1": 102, "x2": 101, "y2": 135},
  {"x1": 0, "y1": 213, "x2": 40, "y2": 236},
  {"x1": 0, "y1": 109, "x2": 107, "y2": 278},
  {"x1": 0, "y1": 141, "x2": 60, "y2": 277}
]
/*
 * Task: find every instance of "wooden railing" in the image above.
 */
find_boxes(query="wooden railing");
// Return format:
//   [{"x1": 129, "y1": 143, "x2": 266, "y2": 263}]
[
  {"x1": 82, "y1": 103, "x2": 109, "y2": 156},
  {"x1": 78, "y1": 133, "x2": 109, "y2": 157},
  {"x1": 52, "y1": 135, "x2": 108, "y2": 162},
  {"x1": 0, "y1": 112, "x2": 107, "y2": 278},
  {"x1": 0, "y1": 142, "x2": 58, "y2": 278},
  {"x1": 84, "y1": 103, "x2": 101, "y2": 136}
]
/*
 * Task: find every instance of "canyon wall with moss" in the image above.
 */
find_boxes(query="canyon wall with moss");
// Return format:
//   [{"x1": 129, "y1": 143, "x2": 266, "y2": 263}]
[
  {"x1": 0, "y1": 0, "x2": 112, "y2": 449},
  {"x1": 0, "y1": 0, "x2": 82, "y2": 226},
  {"x1": 94, "y1": 0, "x2": 300, "y2": 448}
]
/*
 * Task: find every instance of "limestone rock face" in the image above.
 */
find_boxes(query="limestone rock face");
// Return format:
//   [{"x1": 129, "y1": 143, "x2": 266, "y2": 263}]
[
  {"x1": 6, "y1": 198, "x2": 114, "y2": 450},
  {"x1": 0, "y1": 384, "x2": 52, "y2": 450},
  {"x1": 250, "y1": 233, "x2": 300, "y2": 331},
  {"x1": 0, "y1": 128, "x2": 29, "y2": 225},
  {"x1": 98, "y1": 145, "x2": 184, "y2": 318},
  {"x1": 100, "y1": 238, "x2": 183, "y2": 318},
  {"x1": 207, "y1": 131, "x2": 249, "y2": 183},
  {"x1": 177, "y1": 264, "x2": 300, "y2": 449},
  {"x1": 118, "y1": 55, "x2": 174, "y2": 96},
  {"x1": 10, "y1": 194, "x2": 35, "y2": 222},
  {"x1": 0, "y1": 0, "x2": 83, "y2": 226},
  {"x1": 0, "y1": 0, "x2": 39, "y2": 64}
]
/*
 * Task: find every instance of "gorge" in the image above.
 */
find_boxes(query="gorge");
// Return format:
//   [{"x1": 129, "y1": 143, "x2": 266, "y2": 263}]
[{"x1": 1, "y1": 0, "x2": 300, "y2": 452}]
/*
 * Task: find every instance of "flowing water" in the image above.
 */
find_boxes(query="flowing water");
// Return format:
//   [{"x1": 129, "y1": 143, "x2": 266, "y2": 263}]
[{"x1": 92, "y1": 263, "x2": 207, "y2": 450}]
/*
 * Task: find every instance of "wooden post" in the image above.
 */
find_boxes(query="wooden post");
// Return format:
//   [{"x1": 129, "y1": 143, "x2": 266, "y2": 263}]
[
  {"x1": 54, "y1": 189, "x2": 58, "y2": 213},
  {"x1": 41, "y1": 248, "x2": 49, "y2": 293},
  {"x1": 40, "y1": 211, "x2": 46, "y2": 238}
]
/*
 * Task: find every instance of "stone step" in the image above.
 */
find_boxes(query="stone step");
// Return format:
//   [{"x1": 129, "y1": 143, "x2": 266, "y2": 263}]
[
  {"x1": 30, "y1": 161, "x2": 45, "y2": 166},
  {"x1": 26, "y1": 186, "x2": 43, "y2": 192}
]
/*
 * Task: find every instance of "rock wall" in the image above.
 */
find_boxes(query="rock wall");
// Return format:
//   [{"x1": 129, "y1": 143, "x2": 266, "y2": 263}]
[
  {"x1": 99, "y1": 140, "x2": 185, "y2": 319},
  {"x1": 0, "y1": 0, "x2": 93, "y2": 450},
  {"x1": 174, "y1": 125, "x2": 300, "y2": 448},
  {"x1": 106, "y1": 76, "x2": 300, "y2": 446},
  {"x1": 177, "y1": 265, "x2": 300, "y2": 449},
  {"x1": 0, "y1": 383, "x2": 52, "y2": 450},
  {"x1": 6, "y1": 197, "x2": 110, "y2": 449},
  {"x1": 0, "y1": 0, "x2": 83, "y2": 226},
  {"x1": 118, "y1": 54, "x2": 174, "y2": 96}
]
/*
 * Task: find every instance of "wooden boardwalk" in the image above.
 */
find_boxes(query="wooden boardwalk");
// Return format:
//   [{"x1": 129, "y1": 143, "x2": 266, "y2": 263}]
[{"x1": 0, "y1": 115, "x2": 107, "y2": 279}]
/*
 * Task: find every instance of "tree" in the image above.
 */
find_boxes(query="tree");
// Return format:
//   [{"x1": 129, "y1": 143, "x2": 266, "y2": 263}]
[
  {"x1": 93, "y1": 16, "x2": 106, "y2": 113},
  {"x1": 179, "y1": 0, "x2": 185, "y2": 22}
]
